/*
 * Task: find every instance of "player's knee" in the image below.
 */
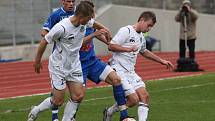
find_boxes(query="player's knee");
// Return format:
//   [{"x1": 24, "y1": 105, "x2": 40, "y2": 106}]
[
  {"x1": 127, "y1": 95, "x2": 139, "y2": 107},
  {"x1": 111, "y1": 76, "x2": 121, "y2": 86},
  {"x1": 139, "y1": 92, "x2": 150, "y2": 103},
  {"x1": 71, "y1": 91, "x2": 85, "y2": 102},
  {"x1": 128, "y1": 98, "x2": 139, "y2": 107},
  {"x1": 52, "y1": 98, "x2": 64, "y2": 106},
  {"x1": 144, "y1": 92, "x2": 149, "y2": 100}
]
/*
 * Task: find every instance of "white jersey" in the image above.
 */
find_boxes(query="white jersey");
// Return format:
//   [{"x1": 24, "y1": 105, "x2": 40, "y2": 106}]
[
  {"x1": 45, "y1": 16, "x2": 94, "y2": 75},
  {"x1": 110, "y1": 25, "x2": 146, "y2": 72}
]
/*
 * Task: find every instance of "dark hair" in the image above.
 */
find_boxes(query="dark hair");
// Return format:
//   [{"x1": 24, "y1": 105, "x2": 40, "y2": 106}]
[
  {"x1": 80, "y1": 0, "x2": 94, "y2": 8},
  {"x1": 75, "y1": 1, "x2": 94, "y2": 17},
  {"x1": 138, "y1": 11, "x2": 156, "y2": 24}
]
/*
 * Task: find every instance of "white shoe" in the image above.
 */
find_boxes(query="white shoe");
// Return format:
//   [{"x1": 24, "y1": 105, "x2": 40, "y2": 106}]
[
  {"x1": 27, "y1": 106, "x2": 38, "y2": 121},
  {"x1": 103, "y1": 107, "x2": 112, "y2": 121}
]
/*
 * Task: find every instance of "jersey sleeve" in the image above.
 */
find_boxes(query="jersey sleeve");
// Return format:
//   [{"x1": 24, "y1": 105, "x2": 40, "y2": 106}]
[
  {"x1": 42, "y1": 13, "x2": 59, "y2": 31},
  {"x1": 110, "y1": 27, "x2": 130, "y2": 45},
  {"x1": 44, "y1": 23, "x2": 64, "y2": 44},
  {"x1": 139, "y1": 35, "x2": 147, "y2": 53},
  {"x1": 86, "y1": 19, "x2": 95, "y2": 28}
]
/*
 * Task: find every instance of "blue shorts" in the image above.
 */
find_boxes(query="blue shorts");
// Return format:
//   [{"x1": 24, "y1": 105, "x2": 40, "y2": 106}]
[{"x1": 81, "y1": 57, "x2": 107, "y2": 85}]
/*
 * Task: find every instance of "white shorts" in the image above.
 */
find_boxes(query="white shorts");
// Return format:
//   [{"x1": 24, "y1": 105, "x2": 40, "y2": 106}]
[
  {"x1": 115, "y1": 71, "x2": 145, "y2": 96},
  {"x1": 49, "y1": 62, "x2": 84, "y2": 90},
  {"x1": 99, "y1": 65, "x2": 114, "y2": 81}
]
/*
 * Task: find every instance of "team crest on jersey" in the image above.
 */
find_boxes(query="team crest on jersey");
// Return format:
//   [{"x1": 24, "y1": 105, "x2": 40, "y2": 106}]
[
  {"x1": 129, "y1": 37, "x2": 135, "y2": 42},
  {"x1": 80, "y1": 26, "x2": 85, "y2": 33}
]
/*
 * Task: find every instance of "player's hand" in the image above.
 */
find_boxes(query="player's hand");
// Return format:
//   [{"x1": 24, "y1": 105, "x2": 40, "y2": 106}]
[
  {"x1": 99, "y1": 29, "x2": 112, "y2": 42},
  {"x1": 162, "y1": 60, "x2": 174, "y2": 70},
  {"x1": 129, "y1": 45, "x2": 138, "y2": 52},
  {"x1": 34, "y1": 62, "x2": 43, "y2": 73}
]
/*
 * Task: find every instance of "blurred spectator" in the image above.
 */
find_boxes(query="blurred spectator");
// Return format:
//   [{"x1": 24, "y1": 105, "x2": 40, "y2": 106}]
[
  {"x1": 144, "y1": 32, "x2": 158, "y2": 51},
  {"x1": 175, "y1": 0, "x2": 198, "y2": 60}
]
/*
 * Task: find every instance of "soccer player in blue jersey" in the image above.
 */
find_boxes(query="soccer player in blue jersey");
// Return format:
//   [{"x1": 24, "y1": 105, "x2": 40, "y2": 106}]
[
  {"x1": 28, "y1": 1, "x2": 129, "y2": 121},
  {"x1": 41, "y1": 0, "x2": 76, "y2": 37}
]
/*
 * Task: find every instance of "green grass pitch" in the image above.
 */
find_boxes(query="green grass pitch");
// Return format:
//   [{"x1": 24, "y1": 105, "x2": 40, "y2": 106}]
[{"x1": 0, "y1": 73, "x2": 215, "y2": 121}]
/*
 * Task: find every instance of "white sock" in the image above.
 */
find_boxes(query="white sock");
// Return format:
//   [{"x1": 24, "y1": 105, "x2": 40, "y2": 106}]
[
  {"x1": 107, "y1": 103, "x2": 119, "y2": 116},
  {"x1": 36, "y1": 97, "x2": 52, "y2": 112},
  {"x1": 62, "y1": 100, "x2": 80, "y2": 121},
  {"x1": 138, "y1": 102, "x2": 149, "y2": 121}
]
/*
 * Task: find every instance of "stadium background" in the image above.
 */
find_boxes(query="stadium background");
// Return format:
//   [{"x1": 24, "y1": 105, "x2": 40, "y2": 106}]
[{"x1": 0, "y1": 0, "x2": 215, "y2": 61}]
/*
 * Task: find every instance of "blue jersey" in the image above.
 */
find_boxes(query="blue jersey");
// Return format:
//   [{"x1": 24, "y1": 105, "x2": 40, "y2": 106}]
[
  {"x1": 79, "y1": 28, "x2": 96, "y2": 61},
  {"x1": 79, "y1": 28, "x2": 107, "y2": 84},
  {"x1": 43, "y1": 7, "x2": 75, "y2": 31}
]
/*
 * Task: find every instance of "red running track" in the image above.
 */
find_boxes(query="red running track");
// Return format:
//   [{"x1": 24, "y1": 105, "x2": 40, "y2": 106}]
[{"x1": 0, "y1": 51, "x2": 215, "y2": 99}]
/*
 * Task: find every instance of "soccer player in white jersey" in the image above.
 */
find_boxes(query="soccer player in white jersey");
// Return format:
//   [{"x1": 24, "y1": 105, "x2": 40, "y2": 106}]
[
  {"x1": 40, "y1": 0, "x2": 76, "y2": 120},
  {"x1": 28, "y1": 1, "x2": 130, "y2": 121},
  {"x1": 27, "y1": 2, "x2": 116, "y2": 121},
  {"x1": 103, "y1": 11, "x2": 174, "y2": 121}
]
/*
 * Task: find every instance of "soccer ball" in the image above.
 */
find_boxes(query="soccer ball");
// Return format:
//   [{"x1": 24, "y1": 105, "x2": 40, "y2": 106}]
[{"x1": 124, "y1": 118, "x2": 136, "y2": 121}]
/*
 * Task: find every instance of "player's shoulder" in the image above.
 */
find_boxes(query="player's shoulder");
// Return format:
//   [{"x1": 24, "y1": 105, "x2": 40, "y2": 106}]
[
  {"x1": 119, "y1": 25, "x2": 132, "y2": 34},
  {"x1": 58, "y1": 17, "x2": 70, "y2": 26},
  {"x1": 49, "y1": 7, "x2": 64, "y2": 17},
  {"x1": 52, "y1": 7, "x2": 64, "y2": 14}
]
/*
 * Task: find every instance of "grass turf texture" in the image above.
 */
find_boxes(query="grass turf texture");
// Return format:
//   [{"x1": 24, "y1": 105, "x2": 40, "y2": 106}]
[{"x1": 0, "y1": 73, "x2": 215, "y2": 121}]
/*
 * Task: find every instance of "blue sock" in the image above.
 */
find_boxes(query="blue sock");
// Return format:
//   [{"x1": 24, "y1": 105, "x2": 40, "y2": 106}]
[
  {"x1": 113, "y1": 84, "x2": 128, "y2": 119},
  {"x1": 120, "y1": 110, "x2": 128, "y2": 120},
  {"x1": 50, "y1": 92, "x2": 58, "y2": 121},
  {"x1": 52, "y1": 106, "x2": 58, "y2": 121}
]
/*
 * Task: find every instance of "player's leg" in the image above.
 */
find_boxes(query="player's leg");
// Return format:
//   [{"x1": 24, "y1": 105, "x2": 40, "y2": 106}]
[
  {"x1": 130, "y1": 73, "x2": 149, "y2": 121},
  {"x1": 103, "y1": 72, "x2": 139, "y2": 121},
  {"x1": 85, "y1": 59, "x2": 128, "y2": 120},
  {"x1": 62, "y1": 81, "x2": 85, "y2": 121},
  {"x1": 104, "y1": 93, "x2": 139, "y2": 121},
  {"x1": 104, "y1": 70, "x2": 129, "y2": 121},
  {"x1": 28, "y1": 89, "x2": 65, "y2": 121},
  {"x1": 136, "y1": 87, "x2": 149, "y2": 121},
  {"x1": 51, "y1": 104, "x2": 59, "y2": 121},
  {"x1": 28, "y1": 73, "x2": 66, "y2": 121}
]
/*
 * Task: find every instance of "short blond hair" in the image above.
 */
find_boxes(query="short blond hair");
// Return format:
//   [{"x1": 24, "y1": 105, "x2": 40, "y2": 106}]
[{"x1": 75, "y1": 1, "x2": 94, "y2": 17}]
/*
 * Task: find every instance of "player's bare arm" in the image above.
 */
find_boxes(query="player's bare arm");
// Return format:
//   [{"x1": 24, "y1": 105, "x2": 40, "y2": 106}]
[
  {"x1": 108, "y1": 43, "x2": 138, "y2": 52},
  {"x1": 82, "y1": 29, "x2": 107, "y2": 45},
  {"x1": 34, "y1": 39, "x2": 48, "y2": 73},
  {"x1": 93, "y1": 21, "x2": 112, "y2": 41},
  {"x1": 95, "y1": 34, "x2": 109, "y2": 45},
  {"x1": 140, "y1": 49, "x2": 174, "y2": 70}
]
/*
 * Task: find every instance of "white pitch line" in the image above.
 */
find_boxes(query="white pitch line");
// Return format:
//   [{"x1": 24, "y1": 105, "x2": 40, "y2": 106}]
[
  {"x1": 150, "y1": 82, "x2": 215, "y2": 93},
  {"x1": 0, "y1": 73, "x2": 203, "y2": 100},
  {"x1": 0, "y1": 82, "x2": 214, "y2": 114},
  {"x1": 83, "y1": 96, "x2": 113, "y2": 102}
]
